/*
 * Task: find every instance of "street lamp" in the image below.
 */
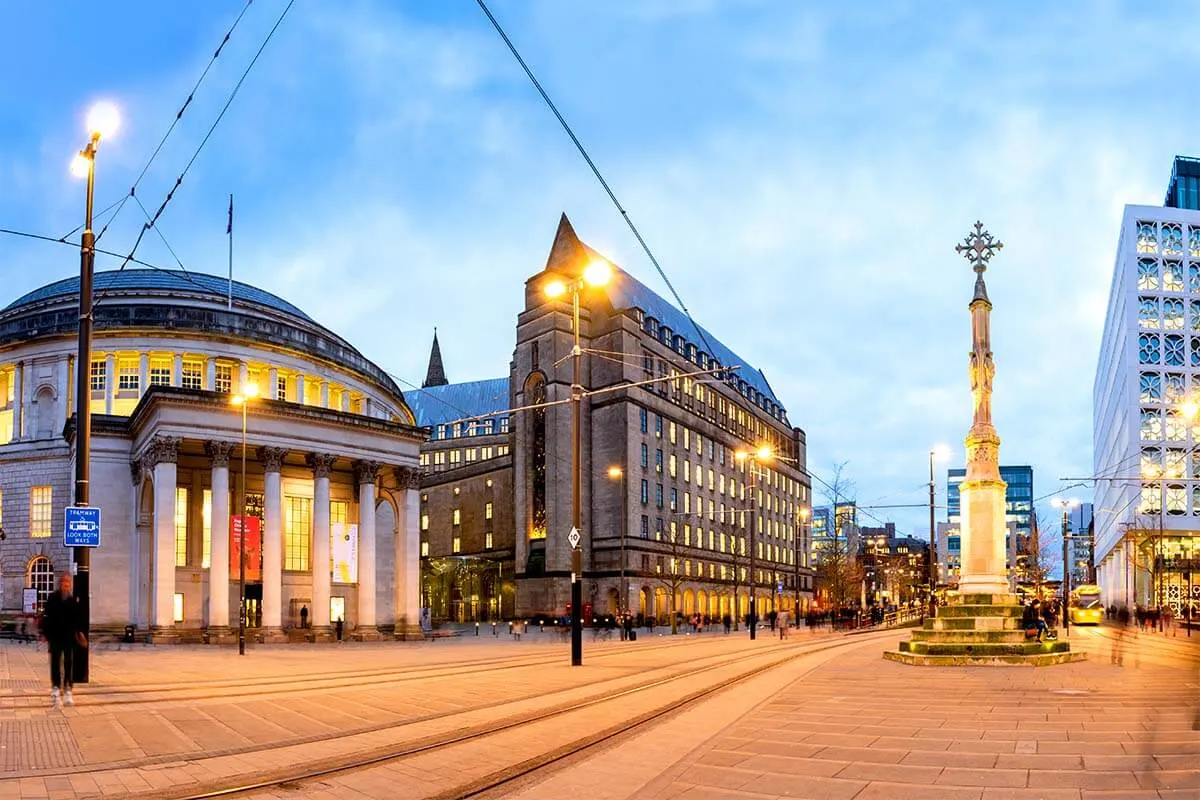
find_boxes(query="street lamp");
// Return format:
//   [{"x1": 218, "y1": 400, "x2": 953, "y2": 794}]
[
  {"x1": 543, "y1": 260, "x2": 612, "y2": 667},
  {"x1": 70, "y1": 101, "x2": 120, "y2": 684},
  {"x1": 796, "y1": 507, "x2": 810, "y2": 622},
  {"x1": 607, "y1": 465, "x2": 628, "y2": 640},
  {"x1": 1052, "y1": 497, "x2": 1079, "y2": 636},
  {"x1": 928, "y1": 445, "x2": 950, "y2": 618},
  {"x1": 231, "y1": 383, "x2": 259, "y2": 655},
  {"x1": 735, "y1": 444, "x2": 773, "y2": 640}
]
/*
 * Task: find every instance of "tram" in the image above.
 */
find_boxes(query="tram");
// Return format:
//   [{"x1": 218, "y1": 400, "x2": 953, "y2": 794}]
[{"x1": 1068, "y1": 584, "x2": 1103, "y2": 625}]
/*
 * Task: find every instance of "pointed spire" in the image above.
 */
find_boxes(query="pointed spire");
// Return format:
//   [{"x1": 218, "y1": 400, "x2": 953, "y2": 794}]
[
  {"x1": 543, "y1": 213, "x2": 593, "y2": 278},
  {"x1": 972, "y1": 273, "x2": 990, "y2": 304},
  {"x1": 422, "y1": 328, "x2": 447, "y2": 388}
]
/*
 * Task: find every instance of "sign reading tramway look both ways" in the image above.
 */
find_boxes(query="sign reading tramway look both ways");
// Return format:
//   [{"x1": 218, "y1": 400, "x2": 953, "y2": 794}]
[{"x1": 64, "y1": 506, "x2": 102, "y2": 547}]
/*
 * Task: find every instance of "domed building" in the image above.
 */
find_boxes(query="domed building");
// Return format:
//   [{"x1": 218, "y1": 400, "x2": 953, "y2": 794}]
[{"x1": 0, "y1": 269, "x2": 425, "y2": 642}]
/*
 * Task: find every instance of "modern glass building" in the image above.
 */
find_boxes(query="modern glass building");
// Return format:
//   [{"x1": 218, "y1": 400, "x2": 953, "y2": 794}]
[
  {"x1": 1094, "y1": 157, "x2": 1200, "y2": 617},
  {"x1": 945, "y1": 465, "x2": 1033, "y2": 586}
]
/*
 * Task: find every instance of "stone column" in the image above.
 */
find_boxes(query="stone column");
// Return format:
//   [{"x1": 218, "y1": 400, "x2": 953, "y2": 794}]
[
  {"x1": 20, "y1": 361, "x2": 32, "y2": 440},
  {"x1": 307, "y1": 453, "x2": 336, "y2": 641},
  {"x1": 146, "y1": 436, "x2": 180, "y2": 641},
  {"x1": 104, "y1": 354, "x2": 115, "y2": 414},
  {"x1": 139, "y1": 353, "x2": 149, "y2": 397},
  {"x1": 320, "y1": 381, "x2": 329, "y2": 409},
  {"x1": 394, "y1": 466, "x2": 423, "y2": 639},
  {"x1": 206, "y1": 441, "x2": 236, "y2": 642},
  {"x1": 205, "y1": 359, "x2": 216, "y2": 391},
  {"x1": 260, "y1": 446, "x2": 287, "y2": 641},
  {"x1": 268, "y1": 368, "x2": 278, "y2": 401},
  {"x1": 354, "y1": 460, "x2": 380, "y2": 639},
  {"x1": 239, "y1": 362, "x2": 249, "y2": 392},
  {"x1": 57, "y1": 355, "x2": 70, "y2": 432},
  {"x1": 173, "y1": 353, "x2": 183, "y2": 388},
  {"x1": 11, "y1": 360, "x2": 21, "y2": 441},
  {"x1": 296, "y1": 372, "x2": 306, "y2": 404}
]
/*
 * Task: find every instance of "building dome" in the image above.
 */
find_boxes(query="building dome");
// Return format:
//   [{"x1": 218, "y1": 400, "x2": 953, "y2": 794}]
[{"x1": 0, "y1": 268, "x2": 406, "y2": 408}]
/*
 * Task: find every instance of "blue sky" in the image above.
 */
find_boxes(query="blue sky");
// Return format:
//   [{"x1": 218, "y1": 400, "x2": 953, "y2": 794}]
[{"x1": 2, "y1": 1, "x2": 1195, "y2": 537}]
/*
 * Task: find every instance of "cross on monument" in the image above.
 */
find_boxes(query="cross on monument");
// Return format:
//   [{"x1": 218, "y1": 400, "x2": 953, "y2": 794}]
[{"x1": 955, "y1": 221, "x2": 1003, "y2": 274}]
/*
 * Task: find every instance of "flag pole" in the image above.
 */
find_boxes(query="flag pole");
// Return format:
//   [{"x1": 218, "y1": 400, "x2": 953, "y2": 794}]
[{"x1": 227, "y1": 194, "x2": 234, "y2": 310}]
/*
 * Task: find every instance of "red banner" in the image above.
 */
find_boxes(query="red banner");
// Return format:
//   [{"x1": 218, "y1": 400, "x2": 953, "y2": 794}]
[{"x1": 230, "y1": 515, "x2": 262, "y2": 582}]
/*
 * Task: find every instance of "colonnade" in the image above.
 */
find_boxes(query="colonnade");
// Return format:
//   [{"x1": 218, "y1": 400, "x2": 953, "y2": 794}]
[{"x1": 137, "y1": 436, "x2": 421, "y2": 641}]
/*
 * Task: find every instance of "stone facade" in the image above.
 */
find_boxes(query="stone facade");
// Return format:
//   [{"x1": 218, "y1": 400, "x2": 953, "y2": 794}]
[{"x1": 0, "y1": 271, "x2": 426, "y2": 642}]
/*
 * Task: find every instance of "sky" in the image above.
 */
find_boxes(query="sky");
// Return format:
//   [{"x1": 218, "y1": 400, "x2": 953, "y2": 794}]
[{"x1": 1, "y1": 1, "x2": 1195, "y2": 538}]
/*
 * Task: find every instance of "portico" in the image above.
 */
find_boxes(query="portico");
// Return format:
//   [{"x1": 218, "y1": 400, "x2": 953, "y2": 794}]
[{"x1": 103, "y1": 386, "x2": 426, "y2": 642}]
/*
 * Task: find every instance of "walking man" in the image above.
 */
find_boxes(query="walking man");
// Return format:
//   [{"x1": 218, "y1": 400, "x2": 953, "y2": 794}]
[{"x1": 40, "y1": 573, "x2": 87, "y2": 708}]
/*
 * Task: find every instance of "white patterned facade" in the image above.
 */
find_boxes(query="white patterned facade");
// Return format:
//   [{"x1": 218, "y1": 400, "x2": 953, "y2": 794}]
[{"x1": 1094, "y1": 205, "x2": 1200, "y2": 616}]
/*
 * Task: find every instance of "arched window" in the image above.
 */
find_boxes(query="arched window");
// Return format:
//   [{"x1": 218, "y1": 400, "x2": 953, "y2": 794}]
[
  {"x1": 26, "y1": 556, "x2": 54, "y2": 612},
  {"x1": 34, "y1": 386, "x2": 56, "y2": 439}
]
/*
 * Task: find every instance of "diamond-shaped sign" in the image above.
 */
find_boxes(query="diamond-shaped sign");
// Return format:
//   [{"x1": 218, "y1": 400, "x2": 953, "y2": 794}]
[{"x1": 567, "y1": 527, "x2": 581, "y2": 549}]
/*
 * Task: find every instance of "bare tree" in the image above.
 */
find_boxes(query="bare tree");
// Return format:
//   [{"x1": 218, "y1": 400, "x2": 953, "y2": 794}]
[
  {"x1": 815, "y1": 462, "x2": 861, "y2": 611},
  {"x1": 655, "y1": 528, "x2": 687, "y2": 635}
]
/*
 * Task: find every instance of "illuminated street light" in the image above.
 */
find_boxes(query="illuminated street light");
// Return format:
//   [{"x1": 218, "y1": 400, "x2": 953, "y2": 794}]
[
  {"x1": 928, "y1": 445, "x2": 950, "y2": 618},
  {"x1": 69, "y1": 100, "x2": 120, "y2": 684},
  {"x1": 608, "y1": 465, "x2": 627, "y2": 639},
  {"x1": 231, "y1": 383, "x2": 260, "y2": 655},
  {"x1": 736, "y1": 444, "x2": 774, "y2": 640},
  {"x1": 543, "y1": 264, "x2": 612, "y2": 666},
  {"x1": 1052, "y1": 497, "x2": 1080, "y2": 636}
]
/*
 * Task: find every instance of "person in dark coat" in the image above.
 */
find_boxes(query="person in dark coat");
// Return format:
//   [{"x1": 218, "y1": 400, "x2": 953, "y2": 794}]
[{"x1": 40, "y1": 573, "x2": 87, "y2": 708}]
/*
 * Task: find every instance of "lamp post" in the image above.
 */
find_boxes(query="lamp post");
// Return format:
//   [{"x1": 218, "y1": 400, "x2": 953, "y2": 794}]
[
  {"x1": 735, "y1": 445, "x2": 773, "y2": 640},
  {"x1": 928, "y1": 445, "x2": 949, "y2": 618},
  {"x1": 543, "y1": 260, "x2": 612, "y2": 667},
  {"x1": 795, "y1": 507, "x2": 809, "y2": 622},
  {"x1": 69, "y1": 102, "x2": 120, "y2": 684},
  {"x1": 607, "y1": 465, "x2": 627, "y2": 640},
  {"x1": 231, "y1": 383, "x2": 259, "y2": 655},
  {"x1": 1052, "y1": 497, "x2": 1079, "y2": 636}
]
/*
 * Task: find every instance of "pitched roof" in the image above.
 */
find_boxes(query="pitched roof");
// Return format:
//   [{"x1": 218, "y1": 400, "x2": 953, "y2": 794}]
[
  {"x1": 404, "y1": 377, "x2": 509, "y2": 428},
  {"x1": 544, "y1": 214, "x2": 782, "y2": 407}
]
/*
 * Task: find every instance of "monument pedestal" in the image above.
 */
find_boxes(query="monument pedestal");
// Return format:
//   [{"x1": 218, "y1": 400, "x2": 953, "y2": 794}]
[{"x1": 885, "y1": 594, "x2": 1084, "y2": 666}]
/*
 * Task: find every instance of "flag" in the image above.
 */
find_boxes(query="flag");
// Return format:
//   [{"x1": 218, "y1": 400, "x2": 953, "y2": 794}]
[{"x1": 227, "y1": 195, "x2": 233, "y2": 235}]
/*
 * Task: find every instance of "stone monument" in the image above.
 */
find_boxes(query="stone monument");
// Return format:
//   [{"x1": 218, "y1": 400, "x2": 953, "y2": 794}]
[{"x1": 885, "y1": 222, "x2": 1082, "y2": 666}]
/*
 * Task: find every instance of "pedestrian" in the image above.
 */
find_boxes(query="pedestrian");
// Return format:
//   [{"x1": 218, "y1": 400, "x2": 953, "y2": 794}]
[
  {"x1": 778, "y1": 610, "x2": 789, "y2": 639},
  {"x1": 334, "y1": 616, "x2": 344, "y2": 642},
  {"x1": 1113, "y1": 605, "x2": 1131, "y2": 666},
  {"x1": 40, "y1": 573, "x2": 87, "y2": 709},
  {"x1": 299, "y1": 605, "x2": 309, "y2": 630}
]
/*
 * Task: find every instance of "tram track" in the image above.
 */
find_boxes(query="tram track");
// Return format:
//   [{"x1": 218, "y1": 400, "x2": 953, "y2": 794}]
[
  {"x1": 161, "y1": 630, "x2": 893, "y2": 800},
  {"x1": 0, "y1": 632, "x2": 858, "y2": 785},
  {"x1": 0, "y1": 635, "x2": 693, "y2": 710}
]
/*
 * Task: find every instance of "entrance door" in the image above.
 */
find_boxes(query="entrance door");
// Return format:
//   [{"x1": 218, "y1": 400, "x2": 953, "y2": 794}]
[{"x1": 244, "y1": 584, "x2": 263, "y2": 628}]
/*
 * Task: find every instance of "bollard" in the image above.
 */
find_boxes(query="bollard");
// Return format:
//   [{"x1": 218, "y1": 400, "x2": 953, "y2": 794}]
[
  {"x1": 475, "y1": 622, "x2": 480, "y2": 636},
  {"x1": 492, "y1": 622, "x2": 498, "y2": 636}
]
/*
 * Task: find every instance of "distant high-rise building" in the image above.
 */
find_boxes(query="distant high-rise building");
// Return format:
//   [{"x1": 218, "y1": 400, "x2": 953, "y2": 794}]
[
  {"x1": 1067, "y1": 503, "x2": 1094, "y2": 585},
  {"x1": 1094, "y1": 158, "x2": 1200, "y2": 618},
  {"x1": 946, "y1": 465, "x2": 1033, "y2": 589}
]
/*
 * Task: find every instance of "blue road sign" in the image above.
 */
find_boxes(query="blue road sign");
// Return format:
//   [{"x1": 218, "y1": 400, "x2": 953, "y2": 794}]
[{"x1": 64, "y1": 506, "x2": 101, "y2": 547}]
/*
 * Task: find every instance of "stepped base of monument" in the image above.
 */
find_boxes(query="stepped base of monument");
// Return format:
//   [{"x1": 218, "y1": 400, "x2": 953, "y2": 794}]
[{"x1": 884, "y1": 593, "x2": 1085, "y2": 667}]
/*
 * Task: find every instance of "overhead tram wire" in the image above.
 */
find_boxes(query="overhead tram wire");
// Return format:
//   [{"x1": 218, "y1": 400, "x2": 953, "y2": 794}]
[
  {"x1": 97, "y1": 0, "x2": 296, "y2": 311},
  {"x1": 0, "y1": 226, "x2": 181, "y2": 274},
  {"x1": 57, "y1": 0, "x2": 257, "y2": 247},
  {"x1": 473, "y1": 0, "x2": 724, "y2": 369},
  {"x1": 133, "y1": 194, "x2": 189, "y2": 274}
]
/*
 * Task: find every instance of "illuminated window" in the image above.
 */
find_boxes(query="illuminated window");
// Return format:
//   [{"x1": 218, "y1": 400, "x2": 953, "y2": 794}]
[
  {"x1": 174, "y1": 487, "x2": 189, "y2": 566},
  {"x1": 173, "y1": 593, "x2": 184, "y2": 623},
  {"x1": 421, "y1": 541, "x2": 429, "y2": 557},
  {"x1": 276, "y1": 375, "x2": 288, "y2": 401},
  {"x1": 89, "y1": 359, "x2": 106, "y2": 396},
  {"x1": 485, "y1": 502, "x2": 493, "y2": 520},
  {"x1": 420, "y1": 513, "x2": 429, "y2": 531},
  {"x1": 452, "y1": 536, "x2": 461, "y2": 554},
  {"x1": 181, "y1": 359, "x2": 202, "y2": 390},
  {"x1": 452, "y1": 509, "x2": 461, "y2": 525},
  {"x1": 30, "y1": 486, "x2": 52, "y2": 538},
  {"x1": 26, "y1": 556, "x2": 54, "y2": 612},
  {"x1": 329, "y1": 500, "x2": 348, "y2": 573},
  {"x1": 150, "y1": 357, "x2": 172, "y2": 387},
  {"x1": 117, "y1": 359, "x2": 139, "y2": 395},
  {"x1": 202, "y1": 489, "x2": 212, "y2": 568},
  {"x1": 284, "y1": 496, "x2": 311, "y2": 571},
  {"x1": 215, "y1": 364, "x2": 233, "y2": 394},
  {"x1": 485, "y1": 532, "x2": 493, "y2": 549}
]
